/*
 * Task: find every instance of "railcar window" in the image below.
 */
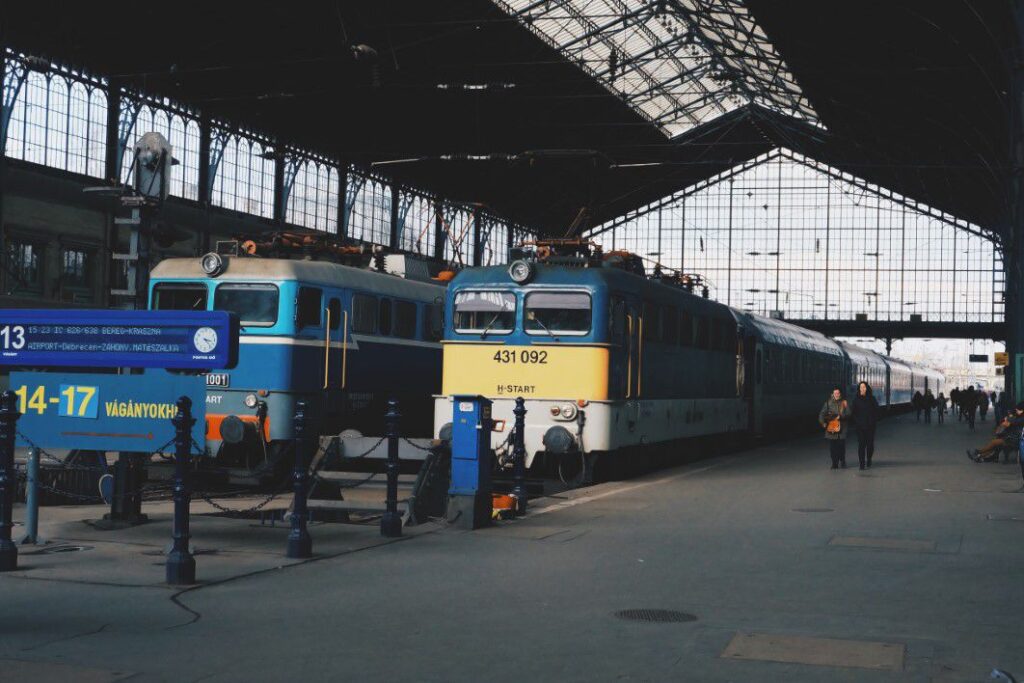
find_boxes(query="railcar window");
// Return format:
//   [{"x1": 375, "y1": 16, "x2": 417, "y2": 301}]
[
  {"x1": 296, "y1": 287, "x2": 322, "y2": 328},
  {"x1": 328, "y1": 298, "x2": 341, "y2": 331},
  {"x1": 379, "y1": 299, "x2": 393, "y2": 336},
  {"x1": 525, "y1": 292, "x2": 591, "y2": 335},
  {"x1": 609, "y1": 299, "x2": 626, "y2": 343},
  {"x1": 212, "y1": 283, "x2": 278, "y2": 326},
  {"x1": 662, "y1": 306, "x2": 678, "y2": 344},
  {"x1": 153, "y1": 283, "x2": 207, "y2": 311},
  {"x1": 352, "y1": 294, "x2": 378, "y2": 333},
  {"x1": 394, "y1": 301, "x2": 417, "y2": 339},
  {"x1": 425, "y1": 303, "x2": 443, "y2": 341},
  {"x1": 454, "y1": 291, "x2": 516, "y2": 334},
  {"x1": 679, "y1": 311, "x2": 693, "y2": 346}
]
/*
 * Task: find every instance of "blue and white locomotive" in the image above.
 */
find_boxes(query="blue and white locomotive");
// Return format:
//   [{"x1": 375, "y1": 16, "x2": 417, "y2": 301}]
[
  {"x1": 435, "y1": 240, "x2": 942, "y2": 479},
  {"x1": 149, "y1": 240, "x2": 445, "y2": 479}
]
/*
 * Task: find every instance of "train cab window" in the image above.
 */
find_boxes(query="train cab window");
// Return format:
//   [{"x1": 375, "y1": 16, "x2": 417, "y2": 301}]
[
  {"x1": 525, "y1": 292, "x2": 591, "y2": 335},
  {"x1": 393, "y1": 301, "x2": 417, "y2": 338},
  {"x1": 453, "y1": 291, "x2": 516, "y2": 334},
  {"x1": 213, "y1": 283, "x2": 278, "y2": 326},
  {"x1": 328, "y1": 298, "x2": 341, "y2": 331},
  {"x1": 379, "y1": 299, "x2": 393, "y2": 336},
  {"x1": 296, "y1": 287, "x2": 322, "y2": 329},
  {"x1": 352, "y1": 294, "x2": 378, "y2": 333},
  {"x1": 153, "y1": 283, "x2": 207, "y2": 311},
  {"x1": 678, "y1": 311, "x2": 693, "y2": 346}
]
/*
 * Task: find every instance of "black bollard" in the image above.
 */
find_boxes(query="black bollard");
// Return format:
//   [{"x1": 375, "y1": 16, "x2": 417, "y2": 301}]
[
  {"x1": 381, "y1": 399, "x2": 402, "y2": 537},
  {"x1": 0, "y1": 391, "x2": 20, "y2": 571},
  {"x1": 286, "y1": 401, "x2": 313, "y2": 558},
  {"x1": 166, "y1": 396, "x2": 196, "y2": 585},
  {"x1": 511, "y1": 397, "x2": 528, "y2": 516}
]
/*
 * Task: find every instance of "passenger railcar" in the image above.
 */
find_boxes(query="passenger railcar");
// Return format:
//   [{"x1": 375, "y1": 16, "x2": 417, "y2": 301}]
[
  {"x1": 435, "y1": 242, "x2": 940, "y2": 478},
  {"x1": 150, "y1": 250, "x2": 444, "y2": 478}
]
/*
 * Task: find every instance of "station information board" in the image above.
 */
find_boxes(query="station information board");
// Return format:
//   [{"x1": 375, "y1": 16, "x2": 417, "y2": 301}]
[
  {"x1": 0, "y1": 309, "x2": 238, "y2": 370},
  {"x1": 12, "y1": 371, "x2": 207, "y2": 452}
]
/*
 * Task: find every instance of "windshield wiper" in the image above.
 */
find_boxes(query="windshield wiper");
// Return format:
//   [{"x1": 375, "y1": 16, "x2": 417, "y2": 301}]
[
  {"x1": 479, "y1": 313, "x2": 502, "y2": 339},
  {"x1": 530, "y1": 314, "x2": 559, "y2": 341}
]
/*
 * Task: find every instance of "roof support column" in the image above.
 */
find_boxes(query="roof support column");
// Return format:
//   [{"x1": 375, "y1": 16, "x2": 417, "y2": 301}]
[
  {"x1": 389, "y1": 184, "x2": 400, "y2": 250},
  {"x1": 1008, "y1": 0, "x2": 1024, "y2": 402}
]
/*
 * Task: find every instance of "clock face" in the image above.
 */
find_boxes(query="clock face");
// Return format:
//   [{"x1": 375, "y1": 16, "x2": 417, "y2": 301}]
[{"x1": 193, "y1": 327, "x2": 219, "y2": 353}]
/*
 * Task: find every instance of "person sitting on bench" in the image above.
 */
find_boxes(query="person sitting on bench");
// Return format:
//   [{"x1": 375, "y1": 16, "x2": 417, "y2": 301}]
[{"x1": 967, "y1": 402, "x2": 1024, "y2": 463}]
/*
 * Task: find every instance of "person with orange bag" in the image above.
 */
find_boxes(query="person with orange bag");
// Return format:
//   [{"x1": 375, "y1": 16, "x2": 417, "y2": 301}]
[{"x1": 818, "y1": 386, "x2": 851, "y2": 470}]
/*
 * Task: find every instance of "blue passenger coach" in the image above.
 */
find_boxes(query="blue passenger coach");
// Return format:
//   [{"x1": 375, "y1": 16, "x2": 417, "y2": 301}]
[{"x1": 150, "y1": 252, "x2": 444, "y2": 477}]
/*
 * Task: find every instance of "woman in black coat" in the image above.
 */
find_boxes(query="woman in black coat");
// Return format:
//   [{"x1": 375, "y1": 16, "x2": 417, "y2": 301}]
[{"x1": 851, "y1": 381, "x2": 880, "y2": 469}]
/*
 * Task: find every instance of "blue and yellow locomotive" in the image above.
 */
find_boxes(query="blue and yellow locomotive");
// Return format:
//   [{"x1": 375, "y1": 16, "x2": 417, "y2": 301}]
[
  {"x1": 149, "y1": 238, "x2": 445, "y2": 479},
  {"x1": 435, "y1": 240, "x2": 940, "y2": 480}
]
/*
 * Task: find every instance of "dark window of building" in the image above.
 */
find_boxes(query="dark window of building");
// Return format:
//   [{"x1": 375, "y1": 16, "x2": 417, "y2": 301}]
[{"x1": 6, "y1": 239, "x2": 42, "y2": 293}]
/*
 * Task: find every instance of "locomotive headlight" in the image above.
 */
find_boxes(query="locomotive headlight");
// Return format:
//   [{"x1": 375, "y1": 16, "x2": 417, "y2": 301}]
[
  {"x1": 244, "y1": 393, "x2": 259, "y2": 409},
  {"x1": 201, "y1": 252, "x2": 225, "y2": 276},
  {"x1": 560, "y1": 403, "x2": 578, "y2": 420},
  {"x1": 508, "y1": 259, "x2": 535, "y2": 284}
]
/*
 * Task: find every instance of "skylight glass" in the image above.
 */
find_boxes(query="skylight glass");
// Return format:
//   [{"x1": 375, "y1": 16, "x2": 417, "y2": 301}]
[{"x1": 493, "y1": 0, "x2": 821, "y2": 137}]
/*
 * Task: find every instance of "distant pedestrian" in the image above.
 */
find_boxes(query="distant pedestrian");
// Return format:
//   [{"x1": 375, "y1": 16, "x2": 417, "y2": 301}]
[
  {"x1": 962, "y1": 385, "x2": 978, "y2": 430},
  {"x1": 819, "y1": 386, "x2": 851, "y2": 470},
  {"x1": 913, "y1": 390, "x2": 924, "y2": 422},
  {"x1": 851, "y1": 382, "x2": 880, "y2": 469},
  {"x1": 937, "y1": 393, "x2": 947, "y2": 424},
  {"x1": 951, "y1": 387, "x2": 961, "y2": 421},
  {"x1": 996, "y1": 391, "x2": 1010, "y2": 424},
  {"x1": 923, "y1": 389, "x2": 935, "y2": 424},
  {"x1": 978, "y1": 391, "x2": 989, "y2": 422}
]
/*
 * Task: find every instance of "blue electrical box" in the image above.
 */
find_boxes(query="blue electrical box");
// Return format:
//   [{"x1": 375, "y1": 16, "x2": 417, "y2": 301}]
[{"x1": 447, "y1": 395, "x2": 493, "y2": 528}]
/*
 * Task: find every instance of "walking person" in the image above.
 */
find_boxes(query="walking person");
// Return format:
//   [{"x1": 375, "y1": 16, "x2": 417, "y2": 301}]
[
  {"x1": 996, "y1": 391, "x2": 1010, "y2": 425},
  {"x1": 951, "y1": 387, "x2": 961, "y2": 421},
  {"x1": 819, "y1": 386, "x2": 851, "y2": 470},
  {"x1": 962, "y1": 385, "x2": 978, "y2": 430},
  {"x1": 978, "y1": 390, "x2": 990, "y2": 422},
  {"x1": 851, "y1": 382, "x2": 880, "y2": 469},
  {"x1": 937, "y1": 392, "x2": 947, "y2": 424},
  {"x1": 912, "y1": 390, "x2": 924, "y2": 422},
  {"x1": 923, "y1": 389, "x2": 935, "y2": 424}
]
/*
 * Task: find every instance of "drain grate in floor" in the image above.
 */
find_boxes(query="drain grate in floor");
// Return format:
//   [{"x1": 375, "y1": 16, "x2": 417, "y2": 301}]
[
  {"x1": 614, "y1": 609, "x2": 696, "y2": 623},
  {"x1": 793, "y1": 508, "x2": 834, "y2": 513},
  {"x1": 41, "y1": 544, "x2": 93, "y2": 554}
]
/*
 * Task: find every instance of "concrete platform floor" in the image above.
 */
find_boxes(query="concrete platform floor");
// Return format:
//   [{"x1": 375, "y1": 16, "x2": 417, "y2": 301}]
[{"x1": 1, "y1": 414, "x2": 1022, "y2": 682}]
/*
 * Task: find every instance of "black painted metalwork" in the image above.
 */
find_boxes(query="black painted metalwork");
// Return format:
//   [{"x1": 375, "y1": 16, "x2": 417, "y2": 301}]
[
  {"x1": 0, "y1": 391, "x2": 19, "y2": 571},
  {"x1": 381, "y1": 399, "x2": 403, "y2": 537},
  {"x1": 166, "y1": 396, "x2": 196, "y2": 585},
  {"x1": 511, "y1": 397, "x2": 528, "y2": 516},
  {"x1": 287, "y1": 401, "x2": 313, "y2": 558}
]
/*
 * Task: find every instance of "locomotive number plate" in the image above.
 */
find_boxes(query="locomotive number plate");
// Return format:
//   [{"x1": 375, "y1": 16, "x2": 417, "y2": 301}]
[
  {"x1": 492, "y1": 349, "x2": 548, "y2": 364},
  {"x1": 205, "y1": 373, "x2": 230, "y2": 388}
]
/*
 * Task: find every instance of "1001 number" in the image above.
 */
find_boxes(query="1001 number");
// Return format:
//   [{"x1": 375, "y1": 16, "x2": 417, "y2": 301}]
[{"x1": 493, "y1": 350, "x2": 548, "y2": 364}]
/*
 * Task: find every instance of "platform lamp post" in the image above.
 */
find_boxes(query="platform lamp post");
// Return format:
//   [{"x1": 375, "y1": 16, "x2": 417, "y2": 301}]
[
  {"x1": 166, "y1": 396, "x2": 196, "y2": 585},
  {"x1": 511, "y1": 397, "x2": 528, "y2": 516},
  {"x1": 381, "y1": 399, "x2": 403, "y2": 538},
  {"x1": 0, "y1": 391, "x2": 20, "y2": 571}
]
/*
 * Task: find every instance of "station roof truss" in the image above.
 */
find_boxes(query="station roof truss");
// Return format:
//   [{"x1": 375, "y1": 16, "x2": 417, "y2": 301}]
[{"x1": 493, "y1": 0, "x2": 820, "y2": 138}]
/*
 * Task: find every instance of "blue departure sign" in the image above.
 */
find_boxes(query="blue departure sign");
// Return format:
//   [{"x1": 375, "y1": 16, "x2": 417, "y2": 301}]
[
  {"x1": 13, "y1": 371, "x2": 207, "y2": 452},
  {"x1": 0, "y1": 310, "x2": 238, "y2": 370}
]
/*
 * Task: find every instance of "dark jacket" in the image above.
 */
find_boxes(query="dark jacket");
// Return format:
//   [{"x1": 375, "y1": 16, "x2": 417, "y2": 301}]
[
  {"x1": 851, "y1": 393, "x2": 880, "y2": 430},
  {"x1": 1001, "y1": 413, "x2": 1024, "y2": 448},
  {"x1": 818, "y1": 396, "x2": 851, "y2": 440}
]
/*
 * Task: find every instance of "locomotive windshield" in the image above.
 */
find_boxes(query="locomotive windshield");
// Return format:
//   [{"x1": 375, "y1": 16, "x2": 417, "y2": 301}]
[
  {"x1": 525, "y1": 291, "x2": 591, "y2": 335},
  {"x1": 453, "y1": 290, "x2": 515, "y2": 334},
  {"x1": 152, "y1": 283, "x2": 207, "y2": 310},
  {"x1": 214, "y1": 283, "x2": 279, "y2": 326}
]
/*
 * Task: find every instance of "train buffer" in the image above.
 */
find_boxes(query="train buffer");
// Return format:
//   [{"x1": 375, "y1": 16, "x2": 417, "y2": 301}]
[{"x1": 304, "y1": 433, "x2": 450, "y2": 526}]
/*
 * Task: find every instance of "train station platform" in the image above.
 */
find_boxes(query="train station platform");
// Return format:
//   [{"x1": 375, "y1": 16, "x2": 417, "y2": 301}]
[{"x1": 1, "y1": 415, "x2": 1022, "y2": 682}]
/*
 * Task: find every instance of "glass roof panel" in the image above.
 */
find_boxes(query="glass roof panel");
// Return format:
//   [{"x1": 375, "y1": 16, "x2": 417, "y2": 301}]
[{"x1": 493, "y1": 0, "x2": 822, "y2": 137}]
